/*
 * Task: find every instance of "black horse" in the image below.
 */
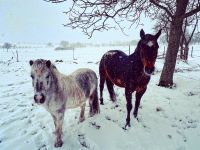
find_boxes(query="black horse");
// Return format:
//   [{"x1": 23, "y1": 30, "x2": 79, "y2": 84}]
[{"x1": 99, "y1": 29, "x2": 161, "y2": 128}]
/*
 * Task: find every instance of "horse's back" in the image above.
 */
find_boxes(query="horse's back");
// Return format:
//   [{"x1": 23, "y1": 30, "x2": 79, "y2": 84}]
[
  {"x1": 99, "y1": 50, "x2": 129, "y2": 87},
  {"x1": 100, "y1": 50, "x2": 128, "y2": 69},
  {"x1": 103, "y1": 50, "x2": 128, "y2": 58}
]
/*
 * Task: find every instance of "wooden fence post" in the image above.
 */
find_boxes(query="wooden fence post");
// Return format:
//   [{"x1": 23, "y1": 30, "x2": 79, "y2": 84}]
[
  {"x1": 73, "y1": 48, "x2": 75, "y2": 60},
  {"x1": 163, "y1": 46, "x2": 165, "y2": 58},
  {"x1": 191, "y1": 46, "x2": 193, "y2": 58}
]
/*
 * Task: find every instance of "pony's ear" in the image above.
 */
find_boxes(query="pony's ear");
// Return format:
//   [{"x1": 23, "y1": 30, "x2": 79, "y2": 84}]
[
  {"x1": 155, "y1": 29, "x2": 162, "y2": 40},
  {"x1": 140, "y1": 29, "x2": 145, "y2": 39},
  {"x1": 46, "y1": 60, "x2": 51, "y2": 68},
  {"x1": 29, "y1": 60, "x2": 34, "y2": 66}
]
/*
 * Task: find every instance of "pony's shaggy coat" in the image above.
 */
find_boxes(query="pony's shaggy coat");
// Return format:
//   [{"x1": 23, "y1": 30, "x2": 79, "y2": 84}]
[{"x1": 30, "y1": 59, "x2": 99, "y2": 147}]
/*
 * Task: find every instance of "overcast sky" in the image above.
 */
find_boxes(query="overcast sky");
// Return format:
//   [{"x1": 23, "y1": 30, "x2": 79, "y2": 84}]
[{"x1": 0, "y1": 0, "x2": 155, "y2": 44}]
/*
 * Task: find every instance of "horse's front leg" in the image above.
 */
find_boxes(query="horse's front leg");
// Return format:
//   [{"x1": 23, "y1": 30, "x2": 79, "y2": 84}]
[
  {"x1": 133, "y1": 88, "x2": 147, "y2": 118},
  {"x1": 52, "y1": 112, "x2": 64, "y2": 147},
  {"x1": 124, "y1": 88, "x2": 133, "y2": 128}
]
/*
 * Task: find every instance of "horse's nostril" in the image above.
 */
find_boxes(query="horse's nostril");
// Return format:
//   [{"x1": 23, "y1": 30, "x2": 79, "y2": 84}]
[{"x1": 145, "y1": 67, "x2": 155, "y2": 74}]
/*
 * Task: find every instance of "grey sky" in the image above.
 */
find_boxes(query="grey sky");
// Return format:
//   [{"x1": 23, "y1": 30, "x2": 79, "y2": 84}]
[{"x1": 0, "y1": 0, "x2": 155, "y2": 44}]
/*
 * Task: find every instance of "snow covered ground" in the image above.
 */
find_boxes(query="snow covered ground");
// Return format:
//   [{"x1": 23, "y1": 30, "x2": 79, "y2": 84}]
[{"x1": 0, "y1": 45, "x2": 200, "y2": 150}]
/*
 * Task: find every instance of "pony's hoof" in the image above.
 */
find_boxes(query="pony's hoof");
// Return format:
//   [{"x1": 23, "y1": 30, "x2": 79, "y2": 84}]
[
  {"x1": 100, "y1": 101, "x2": 104, "y2": 105},
  {"x1": 54, "y1": 140, "x2": 63, "y2": 147},
  {"x1": 79, "y1": 117, "x2": 85, "y2": 123}
]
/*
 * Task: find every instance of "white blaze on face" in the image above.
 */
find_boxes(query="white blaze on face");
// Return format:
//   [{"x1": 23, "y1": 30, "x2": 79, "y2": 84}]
[
  {"x1": 108, "y1": 51, "x2": 116, "y2": 56},
  {"x1": 147, "y1": 41, "x2": 154, "y2": 47}
]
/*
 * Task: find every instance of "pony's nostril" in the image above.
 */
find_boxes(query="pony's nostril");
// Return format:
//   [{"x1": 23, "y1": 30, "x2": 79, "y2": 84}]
[
  {"x1": 34, "y1": 94, "x2": 45, "y2": 104},
  {"x1": 40, "y1": 94, "x2": 45, "y2": 104},
  {"x1": 34, "y1": 95, "x2": 38, "y2": 103}
]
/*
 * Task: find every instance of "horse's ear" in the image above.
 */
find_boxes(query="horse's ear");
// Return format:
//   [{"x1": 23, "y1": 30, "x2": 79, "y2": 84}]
[
  {"x1": 29, "y1": 60, "x2": 34, "y2": 66},
  {"x1": 46, "y1": 60, "x2": 51, "y2": 68},
  {"x1": 140, "y1": 29, "x2": 145, "y2": 39},
  {"x1": 155, "y1": 29, "x2": 162, "y2": 40}
]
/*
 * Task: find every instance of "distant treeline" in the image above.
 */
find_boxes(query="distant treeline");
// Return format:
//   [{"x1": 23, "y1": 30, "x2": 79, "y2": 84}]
[
  {"x1": 0, "y1": 41, "x2": 137, "y2": 51},
  {"x1": 53, "y1": 40, "x2": 138, "y2": 50},
  {"x1": 0, "y1": 42, "x2": 44, "y2": 49}
]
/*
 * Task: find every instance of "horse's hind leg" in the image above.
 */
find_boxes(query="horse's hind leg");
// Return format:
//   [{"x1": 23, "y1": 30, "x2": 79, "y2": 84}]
[
  {"x1": 99, "y1": 73, "x2": 106, "y2": 105},
  {"x1": 133, "y1": 88, "x2": 146, "y2": 118},
  {"x1": 79, "y1": 103, "x2": 86, "y2": 123},
  {"x1": 89, "y1": 88, "x2": 100, "y2": 116},
  {"x1": 106, "y1": 78, "x2": 116, "y2": 102}
]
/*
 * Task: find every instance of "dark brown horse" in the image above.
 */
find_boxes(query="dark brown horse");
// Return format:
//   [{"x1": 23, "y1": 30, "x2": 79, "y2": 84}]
[{"x1": 99, "y1": 29, "x2": 161, "y2": 129}]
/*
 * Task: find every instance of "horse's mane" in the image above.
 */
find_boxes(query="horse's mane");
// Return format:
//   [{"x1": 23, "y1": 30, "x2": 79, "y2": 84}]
[{"x1": 134, "y1": 40, "x2": 142, "y2": 53}]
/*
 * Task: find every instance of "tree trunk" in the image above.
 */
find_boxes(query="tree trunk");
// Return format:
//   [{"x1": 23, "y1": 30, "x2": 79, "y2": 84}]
[{"x1": 158, "y1": 0, "x2": 189, "y2": 87}]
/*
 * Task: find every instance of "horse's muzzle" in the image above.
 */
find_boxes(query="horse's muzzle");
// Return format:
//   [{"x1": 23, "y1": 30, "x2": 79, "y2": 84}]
[
  {"x1": 144, "y1": 67, "x2": 155, "y2": 75},
  {"x1": 34, "y1": 93, "x2": 45, "y2": 104}
]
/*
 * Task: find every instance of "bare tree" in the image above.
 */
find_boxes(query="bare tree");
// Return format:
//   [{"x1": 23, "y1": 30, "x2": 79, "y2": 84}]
[
  {"x1": 2, "y1": 42, "x2": 12, "y2": 52},
  {"x1": 181, "y1": 14, "x2": 199, "y2": 60},
  {"x1": 60, "y1": 40, "x2": 69, "y2": 48},
  {"x1": 154, "y1": 4, "x2": 199, "y2": 61},
  {"x1": 47, "y1": 42, "x2": 54, "y2": 47},
  {"x1": 45, "y1": 0, "x2": 200, "y2": 87}
]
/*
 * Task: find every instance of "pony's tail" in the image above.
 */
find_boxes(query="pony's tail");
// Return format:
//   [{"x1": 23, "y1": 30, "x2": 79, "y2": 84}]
[{"x1": 89, "y1": 87, "x2": 100, "y2": 116}]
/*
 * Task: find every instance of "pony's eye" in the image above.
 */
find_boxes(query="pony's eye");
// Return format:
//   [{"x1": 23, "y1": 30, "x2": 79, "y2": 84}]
[{"x1": 31, "y1": 75, "x2": 34, "y2": 79}]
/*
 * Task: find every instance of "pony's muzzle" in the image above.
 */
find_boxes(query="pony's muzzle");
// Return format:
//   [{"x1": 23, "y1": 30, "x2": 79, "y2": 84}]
[
  {"x1": 144, "y1": 67, "x2": 155, "y2": 75},
  {"x1": 34, "y1": 93, "x2": 45, "y2": 104}
]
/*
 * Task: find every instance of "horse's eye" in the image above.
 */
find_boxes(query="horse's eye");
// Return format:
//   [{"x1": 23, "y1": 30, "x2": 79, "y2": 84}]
[
  {"x1": 46, "y1": 75, "x2": 50, "y2": 79},
  {"x1": 31, "y1": 75, "x2": 34, "y2": 79}
]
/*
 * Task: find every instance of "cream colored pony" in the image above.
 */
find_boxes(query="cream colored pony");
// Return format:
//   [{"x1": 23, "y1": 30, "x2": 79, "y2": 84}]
[{"x1": 30, "y1": 59, "x2": 100, "y2": 147}]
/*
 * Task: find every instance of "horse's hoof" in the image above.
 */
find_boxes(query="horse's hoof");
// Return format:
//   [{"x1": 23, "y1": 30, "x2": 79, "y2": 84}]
[
  {"x1": 123, "y1": 123, "x2": 131, "y2": 130},
  {"x1": 54, "y1": 140, "x2": 63, "y2": 147},
  {"x1": 100, "y1": 98, "x2": 104, "y2": 105},
  {"x1": 133, "y1": 112, "x2": 138, "y2": 118},
  {"x1": 125, "y1": 122, "x2": 131, "y2": 128}
]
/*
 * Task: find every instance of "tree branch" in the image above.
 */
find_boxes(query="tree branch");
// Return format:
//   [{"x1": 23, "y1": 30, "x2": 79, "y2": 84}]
[
  {"x1": 43, "y1": 0, "x2": 67, "y2": 3},
  {"x1": 181, "y1": 5, "x2": 200, "y2": 19},
  {"x1": 187, "y1": 15, "x2": 198, "y2": 44},
  {"x1": 149, "y1": 0, "x2": 173, "y2": 18}
]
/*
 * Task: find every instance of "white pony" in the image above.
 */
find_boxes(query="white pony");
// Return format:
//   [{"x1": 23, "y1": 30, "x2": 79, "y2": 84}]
[{"x1": 29, "y1": 59, "x2": 100, "y2": 147}]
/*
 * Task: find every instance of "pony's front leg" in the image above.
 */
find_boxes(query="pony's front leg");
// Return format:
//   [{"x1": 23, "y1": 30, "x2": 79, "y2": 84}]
[
  {"x1": 133, "y1": 88, "x2": 147, "y2": 118},
  {"x1": 52, "y1": 113, "x2": 64, "y2": 147},
  {"x1": 124, "y1": 88, "x2": 133, "y2": 128}
]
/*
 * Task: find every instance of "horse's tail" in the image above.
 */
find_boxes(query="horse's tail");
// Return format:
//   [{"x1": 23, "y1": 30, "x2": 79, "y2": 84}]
[{"x1": 89, "y1": 87, "x2": 100, "y2": 116}]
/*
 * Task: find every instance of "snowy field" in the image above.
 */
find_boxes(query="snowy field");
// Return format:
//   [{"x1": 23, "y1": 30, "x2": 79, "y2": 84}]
[{"x1": 0, "y1": 45, "x2": 200, "y2": 150}]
